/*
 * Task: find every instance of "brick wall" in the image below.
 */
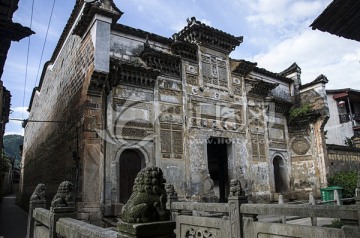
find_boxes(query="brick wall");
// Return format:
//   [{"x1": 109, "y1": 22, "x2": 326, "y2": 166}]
[
  {"x1": 20, "y1": 32, "x2": 95, "y2": 210},
  {"x1": 327, "y1": 145, "x2": 360, "y2": 175}
]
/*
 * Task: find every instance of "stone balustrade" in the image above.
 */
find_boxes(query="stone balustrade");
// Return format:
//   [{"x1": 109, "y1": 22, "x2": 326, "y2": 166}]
[{"x1": 56, "y1": 218, "x2": 118, "y2": 238}]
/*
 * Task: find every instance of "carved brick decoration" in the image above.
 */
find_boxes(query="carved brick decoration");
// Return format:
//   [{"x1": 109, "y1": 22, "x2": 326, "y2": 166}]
[
  {"x1": 185, "y1": 227, "x2": 216, "y2": 238},
  {"x1": 233, "y1": 86, "x2": 242, "y2": 96},
  {"x1": 246, "y1": 79, "x2": 278, "y2": 98},
  {"x1": 158, "y1": 78, "x2": 182, "y2": 99},
  {"x1": 160, "y1": 123, "x2": 183, "y2": 159},
  {"x1": 251, "y1": 134, "x2": 266, "y2": 161},
  {"x1": 110, "y1": 58, "x2": 159, "y2": 88},
  {"x1": 291, "y1": 136, "x2": 310, "y2": 155},
  {"x1": 190, "y1": 100, "x2": 243, "y2": 130},
  {"x1": 171, "y1": 40, "x2": 198, "y2": 62},
  {"x1": 201, "y1": 53, "x2": 228, "y2": 88},
  {"x1": 268, "y1": 124, "x2": 285, "y2": 140},
  {"x1": 269, "y1": 141, "x2": 287, "y2": 150},
  {"x1": 186, "y1": 74, "x2": 198, "y2": 85},
  {"x1": 141, "y1": 42, "x2": 181, "y2": 77}
]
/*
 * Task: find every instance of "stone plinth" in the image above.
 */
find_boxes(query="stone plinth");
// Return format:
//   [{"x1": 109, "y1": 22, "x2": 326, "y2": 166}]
[
  {"x1": 117, "y1": 219, "x2": 175, "y2": 238},
  {"x1": 27, "y1": 200, "x2": 46, "y2": 238},
  {"x1": 50, "y1": 207, "x2": 75, "y2": 238}
]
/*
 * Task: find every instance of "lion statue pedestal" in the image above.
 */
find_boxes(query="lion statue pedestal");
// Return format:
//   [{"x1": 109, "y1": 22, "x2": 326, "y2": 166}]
[{"x1": 117, "y1": 167, "x2": 175, "y2": 238}]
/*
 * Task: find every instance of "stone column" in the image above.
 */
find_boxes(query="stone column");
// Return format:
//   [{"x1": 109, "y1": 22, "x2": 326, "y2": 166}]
[
  {"x1": 49, "y1": 207, "x2": 75, "y2": 238},
  {"x1": 228, "y1": 179, "x2": 248, "y2": 238},
  {"x1": 27, "y1": 184, "x2": 46, "y2": 238}
]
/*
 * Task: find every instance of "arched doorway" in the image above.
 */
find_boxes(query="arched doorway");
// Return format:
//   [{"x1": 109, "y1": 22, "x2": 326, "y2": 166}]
[
  {"x1": 273, "y1": 156, "x2": 287, "y2": 193},
  {"x1": 119, "y1": 149, "x2": 145, "y2": 204}
]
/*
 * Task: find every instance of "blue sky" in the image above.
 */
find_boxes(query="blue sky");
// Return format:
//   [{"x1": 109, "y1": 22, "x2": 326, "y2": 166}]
[{"x1": 3, "y1": 0, "x2": 360, "y2": 135}]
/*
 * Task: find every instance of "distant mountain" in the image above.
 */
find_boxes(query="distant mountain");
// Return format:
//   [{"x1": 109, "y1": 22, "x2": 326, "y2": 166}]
[{"x1": 3, "y1": 134, "x2": 23, "y2": 162}]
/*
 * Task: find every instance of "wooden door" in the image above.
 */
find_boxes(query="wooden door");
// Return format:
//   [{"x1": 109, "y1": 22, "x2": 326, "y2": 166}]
[{"x1": 119, "y1": 149, "x2": 143, "y2": 204}]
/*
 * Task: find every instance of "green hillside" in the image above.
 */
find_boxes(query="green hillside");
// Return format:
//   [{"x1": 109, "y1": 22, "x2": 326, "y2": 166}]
[{"x1": 3, "y1": 134, "x2": 23, "y2": 162}]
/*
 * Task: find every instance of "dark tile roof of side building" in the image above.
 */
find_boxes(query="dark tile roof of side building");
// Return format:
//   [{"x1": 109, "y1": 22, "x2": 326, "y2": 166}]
[{"x1": 311, "y1": 0, "x2": 360, "y2": 42}]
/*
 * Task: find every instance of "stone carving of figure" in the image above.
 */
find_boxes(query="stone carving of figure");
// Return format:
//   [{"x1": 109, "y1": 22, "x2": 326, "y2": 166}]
[
  {"x1": 121, "y1": 166, "x2": 170, "y2": 223},
  {"x1": 30, "y1": 183, "x2": 46, "y2": 202},
  {"x1": 51, "y1": 181, "x2": 75, "y2": 208},
  {"x1": 229, "y1": 179, "x2": 244, "y2": 197},
  {"x1": 165, "y1": 183, "x2": 177, "y2": 197}
]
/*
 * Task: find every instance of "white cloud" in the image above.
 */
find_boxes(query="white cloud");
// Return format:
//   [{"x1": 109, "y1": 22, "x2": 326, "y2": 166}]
[
  {"x1": 12, "y1": 107, "x2": 29, "y2": 114},
  {"x1": 5, "y1": 130, "x2": 24, "y2": 136},
  {"x1": 244, "y1": 0, "x2": 327, "y2": 27},
  {"x1": 251, "y1": 29, "x2": 360, "y2": 89}
]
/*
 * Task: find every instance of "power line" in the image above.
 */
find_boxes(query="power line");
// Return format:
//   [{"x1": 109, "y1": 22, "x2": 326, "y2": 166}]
[
  {"x1": 34, "y1": 0, "x2": 56, "y2": 87},
  {"x1": 22, "y1": 0, "x2": 35, "y2": 119}
]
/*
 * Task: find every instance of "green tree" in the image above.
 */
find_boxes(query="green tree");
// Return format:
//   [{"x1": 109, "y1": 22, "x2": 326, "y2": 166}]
[
  {"x1": 0, "y1": 156, "x2": 10, "y2": 178},
  {"x1": 328, "y1": 171, "x2": 358, "y2": 198},
  {"x1": 3, "y1": 134, "x2": 23, "y2": 168}
]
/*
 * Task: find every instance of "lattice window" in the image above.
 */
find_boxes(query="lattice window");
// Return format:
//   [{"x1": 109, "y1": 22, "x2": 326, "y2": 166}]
[
  {"x1": 160, "y1": 123, "x2": 183, "y2": 159},
  {"x1": 251, "y1": 134, "x2": 266, "y2": 161}
]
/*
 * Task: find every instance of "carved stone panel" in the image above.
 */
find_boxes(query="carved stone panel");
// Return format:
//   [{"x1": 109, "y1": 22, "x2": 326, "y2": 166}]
[
  {"x1": 291, "y1": 137, "x2": 310, "y2": 155},
  {"x1": 268, "y1": 124, "x2": 285, "y2": 140},
  {"x1": 189, "y1": 100, "x2": 243, "y2": 130}
]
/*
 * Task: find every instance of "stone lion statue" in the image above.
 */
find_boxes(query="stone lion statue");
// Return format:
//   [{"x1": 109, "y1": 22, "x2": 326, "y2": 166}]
[
  {"x1": 229, "y1": 179, "x2": 244, "y2": 196},
  {"x1": 30, "y1": 183, "x2": 46, "y2": 202},
  {"x1": 51, "y1": 181, "x2": 75, "y2": 208},
  {"x1": 121, "y1": 167, "x2": 170, "y2": 223}
]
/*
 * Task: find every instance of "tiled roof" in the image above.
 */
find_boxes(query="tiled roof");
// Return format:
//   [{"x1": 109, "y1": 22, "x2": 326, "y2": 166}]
[
  {"x1": 300, "y1": 74, "x2": 328, "y2": 89},
  {"x1": 311, "y1": 0, "x2": 360, "y2": 42},
  {"x1": 278, "y1": 62, "x2": 301, "y2": 76},
  {"x1": 174, "y1": 17, "x2": 243, "y2": 53},
  {"x1": 112, "y1": 24, "x2": 172, "y2": 45},
  {"x1": 253, "y1": 67, "x2": 293, "y2": 83}
]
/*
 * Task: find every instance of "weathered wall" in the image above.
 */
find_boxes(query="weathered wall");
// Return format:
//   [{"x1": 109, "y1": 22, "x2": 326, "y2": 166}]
[
  {"x1": 21, "y1": 31, "x2": 95, "y2": 210},
  {"x1": 289, "y1": 84, "x2": 329, "y2": 199},
  {"x1": 327, "y1": 145, "x2": 360, "y2": 175}
]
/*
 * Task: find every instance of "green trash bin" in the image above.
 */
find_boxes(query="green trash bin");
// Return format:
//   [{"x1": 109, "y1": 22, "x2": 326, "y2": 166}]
[{"x1": 320, "y1": 186, "x2": 343, "y2": 205}]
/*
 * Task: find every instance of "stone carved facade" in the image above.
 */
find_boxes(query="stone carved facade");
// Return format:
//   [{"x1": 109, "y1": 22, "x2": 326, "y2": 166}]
[{"x1": 20, "y1": 0, "x2": 330, "y2": 221}]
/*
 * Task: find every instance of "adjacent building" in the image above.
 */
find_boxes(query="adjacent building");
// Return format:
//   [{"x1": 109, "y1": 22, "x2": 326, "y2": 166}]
[
  {"x1": 0, "y1": 0, "x2": 33, "y2": 194},
  {"x1": 325, "y1": 88, "x2": 360, "y2": 145},
  {"x1": 20, "y1": 0, "x2": 330, "y2": 223}
]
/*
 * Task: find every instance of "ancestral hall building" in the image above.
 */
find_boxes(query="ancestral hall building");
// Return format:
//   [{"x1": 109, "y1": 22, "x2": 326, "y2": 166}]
[{"x1": 20, "y1": 0, "x2": 330, "y2": 223}]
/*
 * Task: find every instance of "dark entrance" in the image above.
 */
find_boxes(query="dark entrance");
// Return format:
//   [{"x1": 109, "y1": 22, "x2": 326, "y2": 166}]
[
  {"x1": 207, "y1": 137, "x2": 229, "y2": 202},
  {"x1": 119, "y1": 149, "x2": 144, "y2": 204},
  {"x1": 273, "y1": 156, "x2": 287, "y2": 193}
]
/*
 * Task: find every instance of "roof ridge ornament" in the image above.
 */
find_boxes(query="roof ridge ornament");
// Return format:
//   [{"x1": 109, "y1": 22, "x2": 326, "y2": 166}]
[{"x1": 175, "y1": 17, "x2": 243, "y2": 54}]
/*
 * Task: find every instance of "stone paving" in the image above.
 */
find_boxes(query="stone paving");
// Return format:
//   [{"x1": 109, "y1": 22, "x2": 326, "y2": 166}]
[{"x1": 0, "y1": 195, "x2": 28, "y2": 238}]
